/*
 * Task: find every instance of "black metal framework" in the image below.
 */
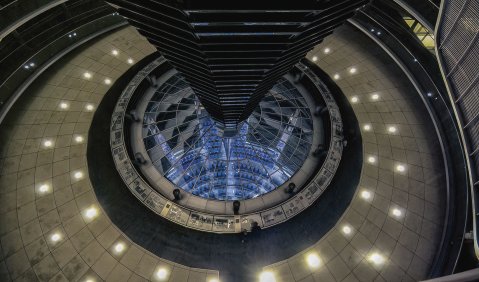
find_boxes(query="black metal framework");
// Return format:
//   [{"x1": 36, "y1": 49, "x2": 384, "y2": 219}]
[
  {"x1": 107, "y1": 0, "x2": 368, "y2": 129},
  {"x1": 436, "y1": 0, "x2": 479, "y2": 261}
]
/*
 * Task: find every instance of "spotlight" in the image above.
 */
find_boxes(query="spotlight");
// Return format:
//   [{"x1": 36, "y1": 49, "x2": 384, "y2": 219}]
[
  {"x1": 39, "y1": 184, "x2": 49, "y2": 193},
  {"x1": 59, "y1": 102, "x2": 69, "y2": 109},
  {"x1": 85, "y1": 207, "x2": 98, "y2": 219},
  {"x1": 114, "y1": 242, "x2": 125, "y2": 253},
  {"x1": 368, "y1": 253, "x2": 385, "y2": 265},
  {"x1": 127, "y1": 58, "x2": 134, "y2": 64},
  {"x1": 333, "y1": 74, "x2": 340, "y2": 80},
  {"x1": 156, "y1": 268, "x2": 168, "y2": 280},
  {"x1": 396, "y1": 164, "x2": 406, "y2": 172},
  {"x1": 342, "y1": 225, "x2": 352, "y2": 235},
  {"x1": 363, "y1": 124, "x2": 372, "y2": 131},
  {"x1": 259, "y1": 271, "x2": 276, "y2": 282},
  {"x1": 74, "y1": 171, "x2": 83, "y2": 179},
  {"x1": 306, "y1": 253, "x2": 321, "y2": 268},
  {"x1": 83, "y1": 72, "x2": 92, "y2": 79},
  {"x1": 361, "y1": 190, "x2": 372, "y2": 200},
  {"x1": 367, "y1": 156, "x2": 376, "y2": 164},
  {"x1": 391, "y1": 208, "x2": 402, "y2": 218},
  {"x1": 104, "y1": 78, "x2": 112, "y2": 85},
  {"x1": 350, "y1": 96, "x2": 359, "y2": 103},
  {"x1": 312, "y1": 56, "x2": 318, "y2": 62},
  {"x1": 349, "y1": 67, "x2": 357, "y2": 74},
  {"x1": 43, "y1": 140, "x2": 53, "y2": 147},
  {"x1": 75, "y1": 135, "x2": 84, "y2": 143},
  {"x1": 387, "y1": 126, "x2": 397, "y2": 133},
  {"x1": 85, "y1": 104, "x2": 94, "y2": 111},
  {"x1": 371, "y1": 93, "x2": 379, "y2": 100},
  {"x1": 50, "y1": 233, "x2": 61, "y2": 242},
  {"x1": 324, "y1": 47, "x2": 330, "y2": 54},
  {"x1": 112, "y1": 49, "x2": 119, "y2": 56}
]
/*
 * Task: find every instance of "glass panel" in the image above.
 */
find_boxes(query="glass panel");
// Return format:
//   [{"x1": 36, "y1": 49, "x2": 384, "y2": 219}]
[{"x1": 142, "y1": 75, "x2": 313, "y2": 200}]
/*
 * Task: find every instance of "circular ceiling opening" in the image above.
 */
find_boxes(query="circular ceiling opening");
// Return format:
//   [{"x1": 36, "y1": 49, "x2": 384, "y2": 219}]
[
  {"x1": 142, "y1": 74, "x2": 313, "y2": 201},
  {"x1": 109, "y1": 57, "x2": 344, "y2": 232}
]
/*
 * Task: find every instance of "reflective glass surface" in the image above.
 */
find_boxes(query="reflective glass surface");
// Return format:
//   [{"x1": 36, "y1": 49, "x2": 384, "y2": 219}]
[{"x1": 142, "y1": 74, "x2": 313, "y2": 200}]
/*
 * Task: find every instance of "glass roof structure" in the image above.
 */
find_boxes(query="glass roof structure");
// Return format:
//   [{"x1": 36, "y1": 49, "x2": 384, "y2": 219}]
[{"x1": 142, "y1": 74, "x2": 313, "y2": 200}]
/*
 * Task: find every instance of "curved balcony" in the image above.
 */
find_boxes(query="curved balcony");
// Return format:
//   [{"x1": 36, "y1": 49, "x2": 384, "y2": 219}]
[
  {"x1": 0, "y1": 0, "x2": 127, "y2": 121},
  {"x1": 350, "y1": 0, "x2": 471, "y2": 277}
]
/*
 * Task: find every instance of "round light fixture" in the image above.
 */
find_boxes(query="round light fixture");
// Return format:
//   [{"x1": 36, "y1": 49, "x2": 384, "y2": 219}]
[
  {"x1": 306, "y1": 253, "x2": 321, "y2": 268},
  {"x1": 39, "y1": 184, "x2": 49, "y2": 193},
  {"x1": 368, "y1": 253, "x2": 385, "y2": 265},
  {"x1": 342, "y1": 225, "x2": 352, "y2": 235},
  {"x1": 85, "y1": 207, "x2": 98, "y2": 219},
  {"x1": 156, "y1": 268, "x2": 168, "y2": 280},
  {"x1": 361, "y1": 190, "x2": 371, "y2": 200},
  {"x1": 392, "y1": 208, "x2": 402, "y2": 218},
  {"x1": 259, "y1": 271, "x2": 276, "y2": 282}
]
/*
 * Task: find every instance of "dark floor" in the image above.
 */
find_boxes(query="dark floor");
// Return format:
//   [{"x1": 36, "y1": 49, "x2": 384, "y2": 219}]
[{"x1": 87, "y1": 53, "x2": 363, "y2": 282}]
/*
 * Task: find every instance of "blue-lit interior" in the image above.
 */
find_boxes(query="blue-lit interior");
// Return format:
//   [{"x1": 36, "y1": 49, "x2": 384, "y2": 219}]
[{"x1": 142, "y1": 74, "x2": 313, "y2": 200}]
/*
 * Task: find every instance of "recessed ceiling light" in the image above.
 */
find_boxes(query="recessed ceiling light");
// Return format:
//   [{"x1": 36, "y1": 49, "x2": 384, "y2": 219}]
[
  {"x1": 50, "y1": 233, "x2": 61, "y2": 242},
  {"x1": 363, "y1": 124, "x2": 372, "y2": 131},
  {"x1": 114, "y1": 242, "x2": 125, "y2": 253},
  {"x1": 368, "y1": 253, "x2": 385, "y2": 265},
  {"x1": 83, "y1": 72, "x2": 92, "y2": 79},
  {"x1": 208, "y1": 279, "x2": 220, "y2": 282},
  {"x1": 396, "y1": 164, "x2": 406, "y2": 172},
  {"x1": 391, "y1": 208, "x2": 402, "y2": 218},
  {"x1": 312, "y1": 56, "x2": 318, "y2": 62},
  {"x1": 361, "y1": 190, "x2": 372, "y2": 200},
  {"x1": 349, "y1": 67, "x2": 357, "y2": 74},
  {"x1": 85, "y1": 207, "x2": 98, "y2": 219},
  {"x1": 259, "y1": 271, "x2": 276, "y2": 282},
  {"x1": 306, "y1": 253, "x2": 321, "y2": 268},
  {"x1": 367, "y1": 156, "x2": 376, "y2": 163},
  {"x1": 127, "y1": 58, "x2": 134, "y2": 64},
  {"x1": 333, "y1": 74, "x2": 340, "y2": 80},
  {"x1": 39, "y1": 184, "x2": 49, "y2": 193},
  {"x1": 30, "y1": 62, "x2": 35, "y2": 67},
  {"x1": 427, "y1": 92, "x2": 433, "y2": 97},
  {"x1": 74, "y1": 171, "x2": 83, "y2": 179},
  {"x1": 342, "y1": 225, "x2": 352, "y2": 235},
  {"x1": 104, "y1": 78, "x2": 112, "y2": 85},
  {"x1": 324, "y1": 48, "x2": 330, "y2": 54},
  {"x1": 156, "y1": 268, "x2": 168, "y2": 280},
  {"x1": 387, "y1": 126, "x2": 397, "y2": 133},
  {"x1": 75, "y1": 135, "x2": 84, "y2": 143},
  {"x1": 85, "y1": 104, "x2": 94, "y2": 111},
  {"x1": 371, "y1": 94, "x2": 379, "y2": 100},
  {"x1": 350, "y1": 96, "x2": 359, "y2": 103},
  {"x1": 24, "y1": 65, "x2": 30, "y2": 69},
  {"x1": 43, "y1": 140, "x2": 53, "y2": 147},
  {"x1": 59, "y1": 102, "x2": 69, "y2": 109},
  {"x1": 112, "y1": 49, "x2": 119, "y2": 56}
]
